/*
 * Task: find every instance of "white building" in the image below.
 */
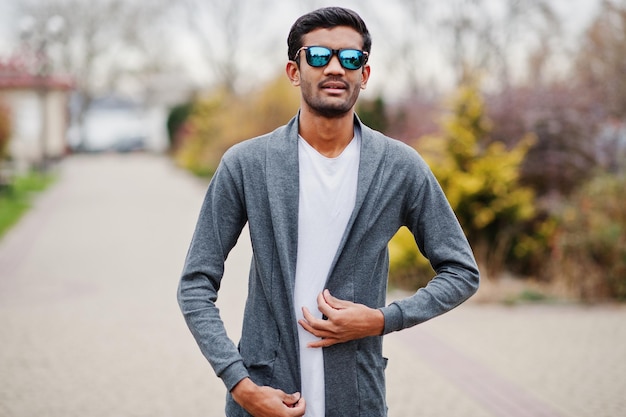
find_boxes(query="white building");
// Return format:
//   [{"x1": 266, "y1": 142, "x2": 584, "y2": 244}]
[{"x1": 0, "y1": 60, "x2": 73, "y2": 171}]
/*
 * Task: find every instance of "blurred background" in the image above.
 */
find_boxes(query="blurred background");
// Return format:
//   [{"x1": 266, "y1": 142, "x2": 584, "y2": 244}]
[
  {"x1": 0, "y1": 1, "x2": 625, "y2": 416},
  {"x1": 2, "y1": 0, "x2": 623, "y2": 301}
]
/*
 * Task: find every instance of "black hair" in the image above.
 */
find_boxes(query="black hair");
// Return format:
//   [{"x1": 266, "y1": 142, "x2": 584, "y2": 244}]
[{"x1": 287, "y1": 7, "x2": 372, "y2": 62}]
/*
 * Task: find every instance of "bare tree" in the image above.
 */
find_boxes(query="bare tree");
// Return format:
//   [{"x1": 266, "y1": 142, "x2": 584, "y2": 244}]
[
  {"x1": 178, "y1": 0, "x2": 273, "y2": 94},
  {"x1": 442, "y1": 0, "x2": 561, "y2": 87},
  {"x1": 391, "y1": 0, "x2": 560, "y2": 91},
  {"x1": 575, "y1": 0, "x2": 626, "y2": 117},
  {"x1": 15, "y1": 0, "x2": 172, "y2": 144},
  {"x1": 383, "y1": 0, "x2": 438, "y2": 96},
  {"x1": 494, "y1": 0, "x2": 561, "y2": 88}
]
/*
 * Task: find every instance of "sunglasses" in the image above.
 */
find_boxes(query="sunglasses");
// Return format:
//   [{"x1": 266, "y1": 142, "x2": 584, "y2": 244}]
[{"x1": 294, "y1": 46, "x2": 369, "y2": 70}]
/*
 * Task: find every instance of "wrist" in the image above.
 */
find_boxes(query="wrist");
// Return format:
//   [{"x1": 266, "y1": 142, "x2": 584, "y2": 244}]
[
  {"x1": 231, "y1": 377, "x2": 258, "y2": 404},
  {"x1": 374, "y1": 308, "x2": 385, "y2": 336}
]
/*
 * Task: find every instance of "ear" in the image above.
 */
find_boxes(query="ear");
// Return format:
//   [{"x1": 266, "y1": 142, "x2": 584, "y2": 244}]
[
  {"x1": 286, "y1": 61, "x2": 301, "y2": 86},
  {"x1": 360, "y1": 64, "x2": 371, "y2": 90}
]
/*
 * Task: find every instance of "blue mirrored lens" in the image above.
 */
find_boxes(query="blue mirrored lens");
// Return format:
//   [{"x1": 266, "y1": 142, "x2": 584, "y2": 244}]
[
  {"x1": 338, "y1": 49, "x2": 364, "y2": 70},
  {"x1": 307, "y1": 47, "x2": 332, "y2": 67}
]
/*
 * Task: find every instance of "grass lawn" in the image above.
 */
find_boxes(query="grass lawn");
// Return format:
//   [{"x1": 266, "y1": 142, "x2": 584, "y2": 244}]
[{"x1": 0, "y1": 171, "x2": 56, "y2": 238}]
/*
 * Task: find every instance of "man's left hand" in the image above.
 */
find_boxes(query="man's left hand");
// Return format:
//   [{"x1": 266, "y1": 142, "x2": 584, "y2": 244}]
[{"x1": 299, "y1": 289, "x2": 385, "y2": 348}]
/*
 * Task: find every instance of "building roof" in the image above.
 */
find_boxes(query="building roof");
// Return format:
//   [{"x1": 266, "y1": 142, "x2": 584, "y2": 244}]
[{"x1": 0, "y1": 57, "x2": 74, "y2": 91}]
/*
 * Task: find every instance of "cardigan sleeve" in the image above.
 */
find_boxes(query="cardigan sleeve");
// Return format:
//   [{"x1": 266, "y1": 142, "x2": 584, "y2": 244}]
[
  {"x1": 380, "y1": 159, "x2": 480, "y2": 334},
  {"x1": 177, "y1": 155, "x2": 250, "y2": 391}
]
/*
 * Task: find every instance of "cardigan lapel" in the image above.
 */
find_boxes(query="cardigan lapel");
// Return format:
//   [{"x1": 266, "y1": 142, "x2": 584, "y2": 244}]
[
  {"x1": 265, "y1": 115, "x2": 300, "y2": 305},
  {"x1": 346, "y1": 117, "x2": 387, "y2": 246},
  {"x1": 323, "y1": 118, "x2": 388, "y2": 414},
  {"x1": 325, "y1": 117, "x2": 388, "y2": 294}
]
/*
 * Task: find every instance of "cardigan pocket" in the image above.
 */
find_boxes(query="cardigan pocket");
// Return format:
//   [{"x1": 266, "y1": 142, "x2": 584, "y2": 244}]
[
  {"x1": 244, "y1": 355, "x2": 277, "y2": 386},
  {"x1": 356, "y1": 349, "x2": 388, "y2": 416},
  {"x1": 238, "y1": 298, "x2": 281, "y2": 386},
  {"x1": 239, "y1": 337, "x2": 278, "y2": 387}
]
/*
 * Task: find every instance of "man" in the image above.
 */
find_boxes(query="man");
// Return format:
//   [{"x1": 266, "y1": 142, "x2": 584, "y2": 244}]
[{"x1": 178, "y1": 6, "x2": 479, "y2": 417}]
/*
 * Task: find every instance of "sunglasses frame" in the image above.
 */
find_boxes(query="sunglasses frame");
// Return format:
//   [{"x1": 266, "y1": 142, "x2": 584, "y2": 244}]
[{"x1": 293, "y1": 46, "x2": 369, "y2": 70}]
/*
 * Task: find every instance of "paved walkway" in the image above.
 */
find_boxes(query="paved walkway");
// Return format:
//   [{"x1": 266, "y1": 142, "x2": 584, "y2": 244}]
[{"x1": 0, "y1": 154, "x2": 624, "y2": 417}]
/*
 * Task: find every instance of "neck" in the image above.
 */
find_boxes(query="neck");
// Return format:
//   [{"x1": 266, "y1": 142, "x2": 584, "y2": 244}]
[{"x1": 298, "y1": 109, "x2": 355, "y2": 158}]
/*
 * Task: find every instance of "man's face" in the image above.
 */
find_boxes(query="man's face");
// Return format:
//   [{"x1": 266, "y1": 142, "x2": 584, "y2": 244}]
[{"x1": 288, "y1": 26, "x2": 370, "y2": 118}]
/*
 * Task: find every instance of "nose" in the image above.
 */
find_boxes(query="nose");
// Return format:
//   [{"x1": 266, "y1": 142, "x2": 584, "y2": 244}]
[{"x1": 324, "y1": 54, "x2": 345, "y2": 75}]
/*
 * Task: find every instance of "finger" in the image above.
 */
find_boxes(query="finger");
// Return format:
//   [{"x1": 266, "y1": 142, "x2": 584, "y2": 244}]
[
  {"x1": 298, "y1": 308, "x2": 322, "y2": 336},
  {"x1": 300, "y1": 307, "x2": 317, "y2": 327},
  {"x1": 282, "y1": 391, "x2": 301, "y2": 407},
  {"x1": 298, "y1": 317, "x2": 313, "y2": 332},
  {"x1": 301, "y1": 307, "x2": 329, "y2": 330},
  {"x1": 323, "y1": 289, "x2": 351, "y2": 309},
  {"x1": 301, "y1": 306, "x2": 315, "y2": 322},
  {"x1": 317, "y1": 291, "x2": 328, "y2": 309},
  {"x1": 316, "y1": 292, "x2": 336, "y2": 318},
  {"x1": 322, "y1": 289, "x2": 336, "y2": 305},
  {"x1": 300, "y1": 321, "x2": 338, "y2": 344},
  {"x1": 299, "y1": 318, "x2": 332, "y2": 339},
  {"x1": 307, "y1": 337, "x2": 339, "y2": 348},
  {"x1": 290, "y1": 397, "x2": 306, "y2": 416}
]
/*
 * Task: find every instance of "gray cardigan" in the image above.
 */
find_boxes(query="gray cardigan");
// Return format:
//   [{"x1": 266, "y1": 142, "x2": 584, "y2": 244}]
[{"x1": 178, "y1": 115, "x2": 479, "y2": 416}]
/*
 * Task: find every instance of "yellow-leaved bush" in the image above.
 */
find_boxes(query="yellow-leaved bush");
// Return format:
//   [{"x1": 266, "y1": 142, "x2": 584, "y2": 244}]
[
  {"x1": 174, "y1": 75, "x2": 300, "y2": 177},
  {"x1": 388, "y1": 82, "x2": 536, "y2": 286}
]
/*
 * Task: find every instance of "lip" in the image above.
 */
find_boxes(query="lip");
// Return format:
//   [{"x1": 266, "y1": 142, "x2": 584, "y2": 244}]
[{"x1": 320, "y1": 80, "x2": 348, "y2": 94}]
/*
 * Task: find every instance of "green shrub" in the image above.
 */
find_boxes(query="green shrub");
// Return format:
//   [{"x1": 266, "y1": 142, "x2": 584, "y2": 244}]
[
  {"x1": 357, "y1": 96, "x2": 389, "y2": 133},
  {"x1": 0, "y1": 171, "x2": 55, "y2": 238},
  {"x1": 166, "y1": 101, "x2": 195, "y2": 151}
]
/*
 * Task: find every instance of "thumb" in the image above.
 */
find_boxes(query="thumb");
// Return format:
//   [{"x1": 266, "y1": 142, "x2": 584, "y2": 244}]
[{"x1": 282, "y1": 391, "x2": 301, "y2": 407}]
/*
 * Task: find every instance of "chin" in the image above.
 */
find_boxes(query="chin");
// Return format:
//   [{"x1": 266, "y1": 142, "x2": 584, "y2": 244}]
[{"x1": 306, "y1": 98, "x2": 355, "y2": 118}]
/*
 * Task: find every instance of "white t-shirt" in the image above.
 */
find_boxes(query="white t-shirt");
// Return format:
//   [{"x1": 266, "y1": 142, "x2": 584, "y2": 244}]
[{"x1": 294, "y1": 131, "x2": 361, "y2": 417}]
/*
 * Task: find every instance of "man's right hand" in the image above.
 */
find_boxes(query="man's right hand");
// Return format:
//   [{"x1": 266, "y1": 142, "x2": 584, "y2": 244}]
[{"x1": 231, "y1": 377, "x2": 306, "y2": 417}]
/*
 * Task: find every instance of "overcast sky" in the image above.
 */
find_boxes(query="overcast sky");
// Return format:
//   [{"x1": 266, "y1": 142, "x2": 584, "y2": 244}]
[{"x1": 0, "y1": 0, "x2": 604, "y2": 97}]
